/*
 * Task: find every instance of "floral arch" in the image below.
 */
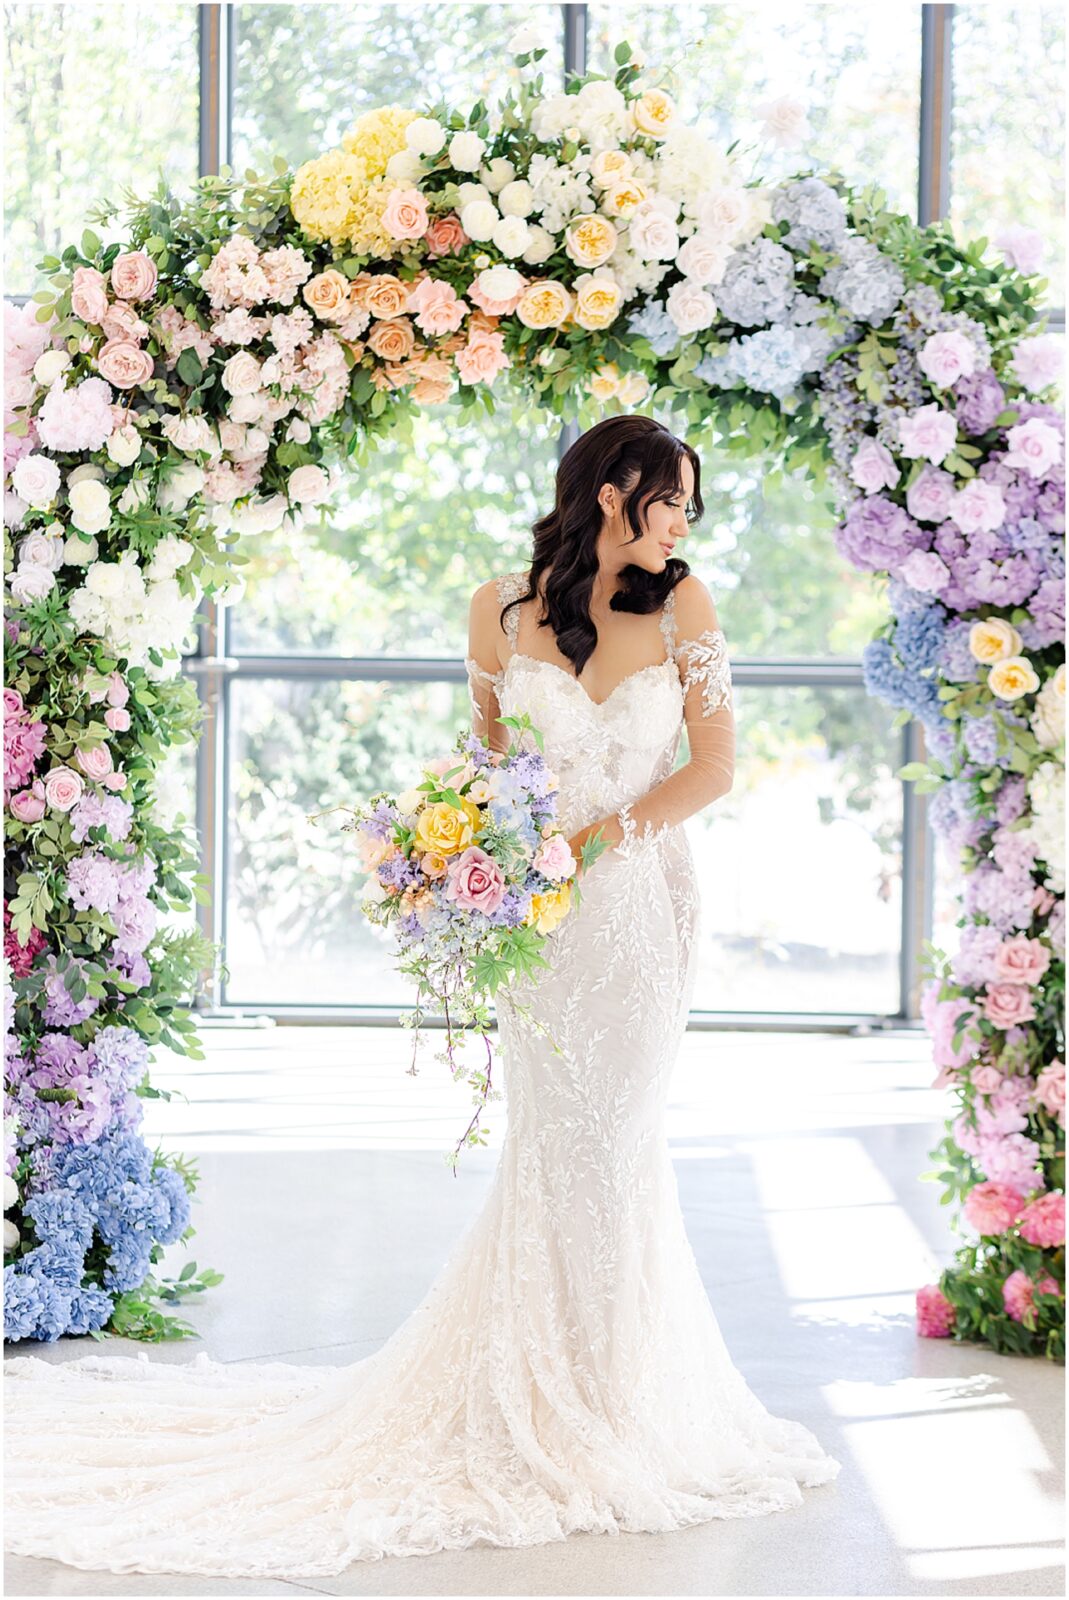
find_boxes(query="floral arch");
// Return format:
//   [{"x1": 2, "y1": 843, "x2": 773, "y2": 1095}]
[{"x1": 3, "y1": 35, "x2": 1064, "y2": 1357}]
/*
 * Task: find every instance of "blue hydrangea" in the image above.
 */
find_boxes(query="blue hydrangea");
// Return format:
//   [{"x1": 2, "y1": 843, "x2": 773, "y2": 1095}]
[
  {"x1": 771, "y1": 177, "x2": 848, "y2": 250},
  {"x1": 894, "y1": 605, "x2": 947, "y2": 674},
  {"x1": 625, "y1": 300, "x2": 681, "y2": 357},
  {"x1": 862, "y1": 637, "x2": 945, "y2": 727},
  {"x1": 713, "y1": 236, "x2": 796, "y2": 327},
  {"x1": 819, "y1": 236, "x2": 905, "y2": 326},
  {"x1": 728, "y1": 325, "x2": 810, "y2": 398}
]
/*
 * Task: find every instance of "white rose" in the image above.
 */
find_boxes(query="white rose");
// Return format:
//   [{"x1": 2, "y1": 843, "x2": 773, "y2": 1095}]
[
  {"x1": 477, "y1": 265, "x2": 525, "y2": 303},
  {"x1": 11, "y1": 452, "x2": 61, "y2": 509},
  {"x1": 455, "y1": 181, "x2": 492, "y2": 208},
  {"x1": 404, "y1": 116, "x2": 447, "y2": 157},
  {"x1": 498, "y1": 179, "x2": 535, "y2": 218},
  {"x1": 287, "y1": 464, "x2": 331, "y2": 505},
  {"x1": 3, "y1": 1218, "x2": 18, "y2": 1252},
  {"x1": 755, "y1": 94, "x2": 811, "y2": 149},
  {"x1": 220, "y1": 351, "x2": 263, "y2": 396},
  {"x1": 696, "y1": 185, "x2": 750, "y2": 244},
  {"x1": 459, "y1": 199, "x2": 499, "y2": 241},
  {"x1": 479, "y1": 156, "x2": 517, "y2": 194},
  {"x1": 19, "y1": 529, "x2": 64, "y2": 570},
  {"x1": 628, "y1": 199, "x2": 679, "y2": 260},
  {"x1": 521, "y1": 227, "x2": 556, "y2": 266},
  {"x1": 10, "y1": 564, "x2": 56, "y2": 604},
  {"x1": 676, "y1": 231, "x2": 733, "y2": 286},
  {"x1": 117, "y1": 478, "x2": 152, "y2": 514},
  {"x1": 506, "y1": 22, "x2": 547, "y2": 56},
  {"x1": 2, "y1": 1172, "x2": 17, "y2": 1210},
  {"x1": 384, "y1": 149, "x2": 423, "y2": 182},
  {"x1": 68, "y1": 477, "x2": 112, "y2": 535},
  {"x1": 286, "y1": 417, "x2": 312, "y2": 444},
  {"x1": 162, "y1": 413, "x2": 215, "y2": 454},
  {"x1": 228, "y1": 392, "x2": 266, "y2": 424},
  {"x1": 448, "y1": 130, "x2": 486, "y2": 172},
  {"x1": 32, "y1": 349, "x2": 71, "y2": 387},
  {"x1": 4, "y1": 491, "x2": 28, "y2": 530},
  {"x1": 396, "y1": 787, "x2": 425, "y2": 815},
  {"x1": 105, "y1": 423, "x2": 142, "y2": 466},
  {"x1": 737, "y1": 187, "x2": 773, "y2": 244},
  {"x1": 146, "y1": 534, "x2": 195, "y2": 580},
  {"x1": 85, "y1": 559, "x2": 128, "y2": 601},
  {"x1": 666, "y1": 279, "x2": 718, "y2": 334},
  {"x1": 492, "y1": 215, "x2": 531, "y2": 258},
  {"x1": 616, "y1": 369, "x2": 651, "y2": 405},
  {"x1": 157, "y1": 461, "x2": 206, "y2": 513},
  {"x1": 63, "y1": 532, "x2": 98, "y2": 566}
]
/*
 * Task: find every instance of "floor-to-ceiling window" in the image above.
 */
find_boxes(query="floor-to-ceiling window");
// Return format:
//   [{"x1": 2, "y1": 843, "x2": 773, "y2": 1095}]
[{"x1": 5, "y1": 3, "x2": 1064, "y2": 1023}]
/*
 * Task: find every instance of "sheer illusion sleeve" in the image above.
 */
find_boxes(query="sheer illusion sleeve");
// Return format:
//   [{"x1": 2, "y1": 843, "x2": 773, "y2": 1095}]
[
  {"x1": 465, "y1": 580, "x2": 509, "y2": 754},
  {"x1": 612, "y1": 577, "x2": 735, "y2": 845}
]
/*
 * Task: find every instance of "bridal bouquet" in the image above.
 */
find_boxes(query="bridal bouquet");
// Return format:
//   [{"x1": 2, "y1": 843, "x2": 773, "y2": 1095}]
[{"x1": 310, "y1": 709, "x2": 606, "y2": 1170}]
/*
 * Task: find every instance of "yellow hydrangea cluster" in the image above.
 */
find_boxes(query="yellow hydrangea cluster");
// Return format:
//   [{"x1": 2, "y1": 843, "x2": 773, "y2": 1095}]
[{"x1": 290, "y1": 104, "x2": 420, "y2": 251}]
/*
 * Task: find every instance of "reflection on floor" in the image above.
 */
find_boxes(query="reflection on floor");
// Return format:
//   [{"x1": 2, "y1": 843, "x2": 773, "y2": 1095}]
[{"x1": 4, "y1": 1024, "x2": 1064, "y2": 1598}]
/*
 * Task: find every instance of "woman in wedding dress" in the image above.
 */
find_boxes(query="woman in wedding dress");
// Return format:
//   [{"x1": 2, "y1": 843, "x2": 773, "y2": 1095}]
[{"x1": 4, "y1": 414, "x2": 841, "y2": 1579}]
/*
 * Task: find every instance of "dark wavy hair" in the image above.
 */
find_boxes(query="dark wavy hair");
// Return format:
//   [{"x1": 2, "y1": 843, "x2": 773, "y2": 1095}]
[{"x1": 500, "y1": 415, "x2": 702, "y2": 676}]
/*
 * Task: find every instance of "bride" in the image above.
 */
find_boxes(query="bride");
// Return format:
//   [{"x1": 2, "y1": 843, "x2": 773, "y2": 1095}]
[{"x1": 4, "y1": 413, "x2": 841, "y2": 1579}]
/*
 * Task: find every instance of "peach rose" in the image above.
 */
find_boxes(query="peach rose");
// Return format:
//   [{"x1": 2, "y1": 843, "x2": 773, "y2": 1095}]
[
  {"x1": 410, "y1": 354, "x2": 453, "y2": 403},
  {"x1": 366, "y1": 318, "x2": 417, "y2": 361},
  {"x1": 382, "y1": 187, "x2": 429, "y2": 241},
  {"x1": 574, "y1": 274, "x2": 623, "y2": 331},
  {"x1": 970, "y1": 617, "x2": 1023, "y2": 663},
  {"x1": 302, "y1": 269, "x2": 352, "y2": 322},
  {"x1": 110, "y1": 250, "x2": 158, "y2": 301},
  {"x1": 43, "y1": 765, "x2": 85, "y2": 812},
  {"x1": 563, "y1": 214, "x2": 618, "y2": 269},
  {"x1": 75, "y1": 743, "x2": 114, "y2": 781},
  {"x1": 455, "y1": 327, "x2": 511, "y2": 386},
  {"x1": 364, "y1": 274, "x2": 411, "y2": 319},
  {"x1": 102, "y1": 301, "x2": 149, "y2": 343},
  {"x1": 70, "y1": 266, "x2": 110, "y2": 325},
  {"x1": 631, "y1": 87, "x2": 676, "y2": 139},
  {"x1": 424, "y1": 212, "x2": 469, "y2": 256},
  {"x1": 96, "y1": 339, "x2": 155, "y2": 390},
  {"x1": 516, "y1": 279, "x2": 573, "y2": 330},
  {"x1": 988, "y1": 655, "x2": 1041, "y2": 701}
]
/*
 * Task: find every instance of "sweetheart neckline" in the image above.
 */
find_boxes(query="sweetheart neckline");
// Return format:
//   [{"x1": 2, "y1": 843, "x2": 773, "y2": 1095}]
[{"x1": 504, "y1": 651, "x2": 679, "y2": 710}]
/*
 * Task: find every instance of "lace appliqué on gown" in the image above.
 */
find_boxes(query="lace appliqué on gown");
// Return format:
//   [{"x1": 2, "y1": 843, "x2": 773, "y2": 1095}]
[{"x1": 3, "y1": 570, "x2": 840, "y2": 1581}]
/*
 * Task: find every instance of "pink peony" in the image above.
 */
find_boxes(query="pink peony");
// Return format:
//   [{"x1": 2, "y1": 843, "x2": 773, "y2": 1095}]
[
  {"x1": 43, "y1": 765, "x2": 85, "y2": 812},
  {"x1": 963, "y1": 1180, "x2": 1025, "y2": 1236},
  {"x1": 849, "y1": 436, "x2": 900, "y2": 493},
  {"x1": 971, "y1": 1063, "x2": 1004, "y2": 1094},
  {"x1": 917, "y1": 331, "x2": 977, "y2": 389},
  {"x1": 982, "y1": 981, "x2": 1037, "y2": 1029},
  {"x1": 916, "y1": 1283, "x2": 956, "y2": 1338},
  {"x1": 70, "y1": 265, "x2": 110, "y2": 325},
  {"x1": 994, "y1": 934, "x2": 1052, "y2": 986},
  {"x1": 1002, "y1": 1266, "x2": 1061, "y2": 1326},
  {"x1": 35, "y1": 375, "x2": 115, "y2": 453},
  {"x1": 443, "y1": 845, "x2": 506, "y2": 915},
  {"x1": 897, "y1": 403, "x2": 958, "y2": 464},
  {"x1": 1017, "y1": 1190, "x2": 1065, "y2": 1248},
  {"x1": 109, "y1": 249, "x2": 159, "y2": 302}
]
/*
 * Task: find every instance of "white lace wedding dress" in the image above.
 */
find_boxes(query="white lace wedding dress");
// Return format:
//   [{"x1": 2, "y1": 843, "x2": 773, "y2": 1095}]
[{"x1": 3, "y1": 572, "x2": 841, "y2": 1579}]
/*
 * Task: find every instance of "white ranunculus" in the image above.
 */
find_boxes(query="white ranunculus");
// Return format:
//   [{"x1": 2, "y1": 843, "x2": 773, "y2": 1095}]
[
  {"x1": 498, "y1": 179, "x2": 535, "y2": 218},
  {"x1": 492, "y1": 215, "x2": 531, "y2": 258},
  {"x1": 67, "y1": 461, "x2": 105, "y2": 485},
  {"x1": 105, "y1": 423, "x2": 143, "y2": 466},
  {"x1": 10, "y1": 563, "x2": 56, "y2": 604},
  {"x1": 448, "y1": 130, "x2": 486, "y2": 172},
  {"x1": 68, "y1": 477, "x2": 112, "y2": 535},
  {"x1": 63, "y1": 532, "x2": 98, "y2": 566},
  {"x1": 11, "y1": 452, "x2": 61, "y2": 509},
  {"x1": 404, "y1": 116, "x2": 447, "y2": 157},
  {"x1": 287, "y1": 464, "x2": 331, "y2": 505},
  {"x1": 479, "y1": 156, "x2": 517, "y2": 195},
  {"x1": 157, "y1": 462, "x2": 206, "y2": 514},
  {"x1": 459, "y1": 199, "x2": 499, "y2": 241},
  {"x1": 32, "y1": 348, "x2": 71, "y2": 387}
]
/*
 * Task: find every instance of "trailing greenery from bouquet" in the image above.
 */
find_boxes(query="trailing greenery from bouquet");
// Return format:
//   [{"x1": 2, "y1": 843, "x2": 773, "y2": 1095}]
[{"x1": 3, "y1": 26, "x2": 1063, "y2": 1347}]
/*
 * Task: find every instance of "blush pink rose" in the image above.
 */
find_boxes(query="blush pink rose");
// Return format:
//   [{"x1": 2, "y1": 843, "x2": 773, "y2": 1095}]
[
  {"x1": 1017, "y1": 1190, "x2": 1065, "y2": 1248},
  {"x1": 917, "y1": 330, "x2": 977, "y2": 388},
  {"x1": 10, "y1": 780, "x2": 46, "y2": 822},
  {"x1": 3, "y1": 687, "x2": 24, "y2": 716},
  {"x1": 454, "y1": 327, "x2": 511, "y2": 387},
  {"x1": 424, "y1": 213, "x2": 469, "y2": 257},
  {"x1": 382, "y1": 187, "x2": 430, "y2": 241},
  {"x1": 74, "y1": 743, "x2": 114, "y2": 780},
  {"x1": 1035, "y1": 1058, "x2": 1065, "y2": 1124},
  {"x1": 995, "y1": 224, "x2": 1045, "y2": 276},
  {"x1": 533, "y1": 833, "x2": 576, "y2": 883},
  {"x1": 963, "y1": 1180, "x2": 1025, "y2": 1236},
  {"x1": 971, "y1": 1063, "x2": 1004, "y2": 1094},
  {"x1": 110, "y1": 249, "x2": 159, "y2": 302},
  {"x1": 96, "y1": 339, "x2": 155, "y2": 390},
  {"x1": 104, "y1": 706, "x2": 131, "y2": 733},
  {"x1": 1002, "y1": 1266, "x2": 1061, "y2": 1326},
  {"x1": 916, "y1": 1283, "x2": 955, "y2": 1338},
  {"x1": 849, "y1": 437, "x2": 900, "y2": 493},
  {"x1": 105, "y1": 671, "x2": 130, "y2": 709},
  {"x1": 102, "y1": 300, "x2": 149, "y2": 343},
  {"x1": 1003, "y1": 417, "x2": 1063, "y2": 480},
  {"x1": 1032, "y1": 884, "x2": 1057, "y2": 917},
  {"x1": 102, "y1": 769, "x2": 128, "y2": 791},
  {"x1": 443, "y1": 845, "x2": 506, "y2": 915},
  {"x1": 905, "y1": 463, "x2": 956, "y2": 523},
  {"x1": 982, "y1": 981, "x2": 1037, "y2": 1028},
  {"x1": 406, "y1": 276, "x2": 468, "y2": 336},
  {"x1": 43, "y1": 764, "x2": 84, "y2": 812},
  {"x1": 994, "y1": 934, "x2": 1052, "y2": 986},
  {"x1": 898, "y1": 549, "x2": 949, "y2": 593},
  {"x1": 897, "y1": 403, "x2": 957, "y2": 465},
  {"x1": 70, "y1": 266, "x2": 109, "y2": 325}
]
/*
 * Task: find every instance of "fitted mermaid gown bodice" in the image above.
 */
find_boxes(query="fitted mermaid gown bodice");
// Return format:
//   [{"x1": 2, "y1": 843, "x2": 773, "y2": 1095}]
[{"x1": 3, "y1": 571, "x2": 841, "y2": 1579}]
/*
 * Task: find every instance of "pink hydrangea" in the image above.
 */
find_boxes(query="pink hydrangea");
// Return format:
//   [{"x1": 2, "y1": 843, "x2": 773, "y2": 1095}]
[
  {"x1": 1017, "y1": 1191, "x2": 1065, "y2": 1248},
  {"x1": 963, "y1": 1180, "x2": 1025, "y2": 1236},
  {"x1": 35, "y1": 374, "x2": 115, "y2": 453},
  {"x1": 916, "y1": 1283, "x2": 956, "y2": 1338},
  {"x1": 1002, "y1": 1266, "x2": 1061, "y2": 1326}
]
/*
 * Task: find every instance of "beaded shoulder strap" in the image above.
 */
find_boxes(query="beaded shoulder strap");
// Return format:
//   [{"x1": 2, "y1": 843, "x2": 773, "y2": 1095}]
[{"x1": 495, "y1": 570, "x2": 529, "y2": 646}]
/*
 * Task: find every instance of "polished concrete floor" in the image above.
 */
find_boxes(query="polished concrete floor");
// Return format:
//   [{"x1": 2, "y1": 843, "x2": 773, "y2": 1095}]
[{"x1": 4, "y1": 1023, "x2": 1065, "y2": 1598}]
